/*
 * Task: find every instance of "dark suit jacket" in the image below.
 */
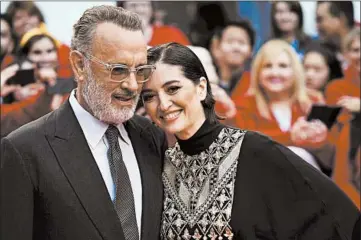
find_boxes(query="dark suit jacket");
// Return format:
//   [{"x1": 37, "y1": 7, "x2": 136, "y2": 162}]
[
  {"x1": 0, "y1": 100, "x2": 167, "y2": 240},
  {"x1": 230, "y1": 131, "x2": 360, "y2": 239}
]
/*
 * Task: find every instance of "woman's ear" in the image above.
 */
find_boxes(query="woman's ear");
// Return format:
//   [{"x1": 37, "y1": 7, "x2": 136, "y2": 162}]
[
  {"x1": 69, "y1": 50, "x2": 85, "y2": 82},
  {"x1": 198, "y1": 77, "x2": 208, "y2": 101}
]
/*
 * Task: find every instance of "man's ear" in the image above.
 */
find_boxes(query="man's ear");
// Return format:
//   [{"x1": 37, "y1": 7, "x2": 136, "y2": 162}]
[
  {"x1": 69, "y1": 50, "x2": 86, "y2": 82},
  {"x1": 198, "y1": 77, "x2": 208, "y2": 101}
]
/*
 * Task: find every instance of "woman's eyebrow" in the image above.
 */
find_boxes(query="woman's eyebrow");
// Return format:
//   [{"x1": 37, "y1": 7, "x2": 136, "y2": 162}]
[
  {"x1": 142, "y1": 80, "x2": 181, "y2": 93},
  {"x1": 162, "y1": 80, "x2": 180, "y2": 88}
]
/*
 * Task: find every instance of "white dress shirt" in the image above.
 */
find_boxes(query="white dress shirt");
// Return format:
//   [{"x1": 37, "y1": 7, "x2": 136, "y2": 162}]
[{"x1": 69, "y1": 90, "x2": 142, "y2": 237}]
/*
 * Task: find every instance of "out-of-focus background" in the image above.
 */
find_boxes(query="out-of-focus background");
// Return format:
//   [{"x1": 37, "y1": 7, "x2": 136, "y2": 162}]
[{"x1": 1, "y1": 1, "x2": 360, "y2": 46}]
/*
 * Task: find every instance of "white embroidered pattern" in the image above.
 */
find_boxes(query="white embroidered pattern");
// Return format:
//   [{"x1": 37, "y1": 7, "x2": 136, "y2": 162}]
[{"x1": 161, "y1": 128, "x2": 246, "y2": 239}]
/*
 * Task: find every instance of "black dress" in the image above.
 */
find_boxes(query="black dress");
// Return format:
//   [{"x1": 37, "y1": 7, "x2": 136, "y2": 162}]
[{"x1": 160, "y1": 120, "x2": 360, "y2": 239}]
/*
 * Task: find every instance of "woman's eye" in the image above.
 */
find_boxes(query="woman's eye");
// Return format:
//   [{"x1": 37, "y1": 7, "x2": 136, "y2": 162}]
[
  {"x1": 167, "y1": 86, "x2": 181, "y2": 94},
  {"x1": 141, "y1": 94, "x2": 155, "y2": 103},
  {"x1": 263, "y1": 63, "x2": 272, "y2": 69}
]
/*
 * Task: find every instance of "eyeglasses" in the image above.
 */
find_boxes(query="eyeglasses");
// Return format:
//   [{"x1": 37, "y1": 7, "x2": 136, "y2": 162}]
[{"x1": 82, "y1": 53, "x2": 156, "y2": 83}]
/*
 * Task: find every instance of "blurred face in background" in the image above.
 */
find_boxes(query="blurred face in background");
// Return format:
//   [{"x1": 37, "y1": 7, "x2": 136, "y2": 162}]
[
  {"x1": 274, "y1": 2, "x2": 299, "y2": 34},
  {"x1": 316, "y1": 2, "x2": 341, "y2": 39},
  {"x1": 345, "y1": 36, "x2": 361, "y2": 76},
  {"x1": 13, "y1": 10, "x2": 41, "y2": 38},
  {"x1": 259, "y1": 51, "x2": 295, "y2": 97},
  {"x1": 123, "y1": 1, "x2": 153, "y2": 27},
  {"x1": 1, "y1": 19, "x2": 13, "y2": 56},
  {"x1": 219, "y1": 26, "x2": 252, "y2": 68},
  {"x1": 303, "y1": 52, "x2": 329, "y2": 90},
  {"x1": 27, "y1": 37, "x2": 58, "y2": 67}
]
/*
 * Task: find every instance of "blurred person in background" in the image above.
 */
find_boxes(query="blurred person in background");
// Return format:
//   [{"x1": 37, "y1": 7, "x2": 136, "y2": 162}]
[
  {"x1": 3, "y1": 1, "x2": 73, "y2": 79},
  {"x1": 188, "y1": 2, "x2": 228, "y2": 49},
  {"x1": 270, "y1": 1, "x2": 313, "y2": 59},
  {"x1": 210, "y1": 20, "x2": 255, "y2": 95},
  {"x1": 117, "y1": 1, "x2": 190, "y2": 46},
  {"x1": 316, "y1": 1, "x2": 355, "y2": 65},
  {"x1": 1, "y1": 30, "x2": 74, "y2": 137},
  {"x1": 325, "y1": 27, "x2": 360, "y2": 116},
  {"x1": 233, "y1": 39, "x2": 334, "y2": 174},
  {"x1": 303, "y1": 41, "x2": 344, "y2": 94},
  {"x1": 1, "y1": 14, "x2": 15, "y2": 65},
  {"x1": 5, "y1": 1, "x2": 45, "y2": 48},
  {"x1": 325, "y1": 27, "x2": 360, "y2": 210}
]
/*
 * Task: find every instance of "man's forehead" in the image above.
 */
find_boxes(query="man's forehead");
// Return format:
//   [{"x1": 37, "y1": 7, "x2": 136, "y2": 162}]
[{"x1": 93, "y1": 23, "x2": 146, "y2": 49}]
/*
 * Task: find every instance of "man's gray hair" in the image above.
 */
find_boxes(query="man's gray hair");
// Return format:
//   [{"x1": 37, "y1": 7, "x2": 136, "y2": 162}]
[{"x1": 71, "y1": 5, "x2": 142, "y2": 53}]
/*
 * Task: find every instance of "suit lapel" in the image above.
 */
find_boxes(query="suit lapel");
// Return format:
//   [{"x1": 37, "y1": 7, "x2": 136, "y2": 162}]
[
  {"x1": 47, "y1": 101, "x2": 125, "y2": 240},
  {"x1": 125, "y1": 118, "x2": 163, "y2": 240}
]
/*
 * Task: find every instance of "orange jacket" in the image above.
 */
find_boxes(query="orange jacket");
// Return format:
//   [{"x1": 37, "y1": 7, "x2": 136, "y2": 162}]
[
  {"x1": 232, "y1": 94, "x2": 325, "y2": 147},
  {"x1": 325, "y1": 68, "x2": 360, "y2": 106},
  {"x1": 148, "y1": 25, "x2": 190, "y2": 46},
  {"x1": 1, "y1": 91, "x2": 69, "y2": 137},
  {"x1": 332, "y1": 121, "x2": 360, "y2": 209},
  {"x1": 231, "y1": 71, "x2": 251, "y2": 102}
]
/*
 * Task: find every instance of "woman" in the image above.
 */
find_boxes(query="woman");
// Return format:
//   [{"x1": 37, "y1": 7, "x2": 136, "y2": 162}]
[
  {"x1": 233, "y1": 39, "x2": 334, "y2": 172},
  {"x1": 1, "y1": 30, "x2": 74, "y2": 136},
  {"x1": 303, "y1": 41, "x2": 344, "y2": 93},
  {"x1": 270, "y1": 1, "x2": 313, "y2": 58},
  {"x1": 142, "y1": 42, "x2": 359, "y2": 239}
]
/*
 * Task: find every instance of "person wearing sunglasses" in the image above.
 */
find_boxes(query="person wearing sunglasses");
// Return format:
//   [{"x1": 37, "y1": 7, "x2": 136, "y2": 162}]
[{"x1": 1, "y1": 5, "x2": 167, "y2": 240}]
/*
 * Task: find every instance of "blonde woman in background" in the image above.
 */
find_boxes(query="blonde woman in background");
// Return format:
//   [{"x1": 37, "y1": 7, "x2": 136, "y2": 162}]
[{"x1": 233, "y1": 39, "x2": 333, "y2": 173}]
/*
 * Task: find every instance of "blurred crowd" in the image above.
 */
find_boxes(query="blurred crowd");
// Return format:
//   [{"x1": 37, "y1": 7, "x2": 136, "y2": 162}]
[{"x1": 1, "y1": 1, "x2": 360, "y2": 208}]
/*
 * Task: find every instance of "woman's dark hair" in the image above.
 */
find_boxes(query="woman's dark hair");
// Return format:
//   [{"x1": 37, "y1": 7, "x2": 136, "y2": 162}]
[
  {"x1": 304, "y1": 41, "x2": 344, "y2": 91},
  {"x1": 18, "y1": 34, "x2": 57, "y2": 60},
  {"x1": 147, "y1": 42, "x2": 219, "y2": 123},
  {"x1": 271, "y1": 1, "x2": 311, "y2": 50}
]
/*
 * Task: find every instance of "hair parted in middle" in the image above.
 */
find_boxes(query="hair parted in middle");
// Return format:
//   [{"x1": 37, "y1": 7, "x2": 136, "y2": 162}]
[{"x1": 147, "y1": 42, "x2": 220, "y2": 123}]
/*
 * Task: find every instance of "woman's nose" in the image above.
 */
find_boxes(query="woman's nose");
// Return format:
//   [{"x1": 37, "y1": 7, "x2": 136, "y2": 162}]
[{"x1": 158, "y1": 93, "x2": 172, "y2": 111}]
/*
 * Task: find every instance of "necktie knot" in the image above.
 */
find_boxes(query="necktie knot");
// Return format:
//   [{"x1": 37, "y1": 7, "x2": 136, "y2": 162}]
[{"x1": 105, "y1": 125, "x2": 120, "y2": 145}]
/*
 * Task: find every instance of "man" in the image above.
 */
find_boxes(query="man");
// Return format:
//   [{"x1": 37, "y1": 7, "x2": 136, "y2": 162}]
[
  {"x1": 316, "y1": 1, "x2": 355, "y2": 53},
  {"x1": 1, "y1": 5, "x2": 167, "y2": 240},
  {"x1": 210, "y1": 20, "x2": 255, "y2": 95}
]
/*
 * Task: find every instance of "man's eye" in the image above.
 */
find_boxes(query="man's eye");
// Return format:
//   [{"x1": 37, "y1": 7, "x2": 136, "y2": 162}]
[{"x1": 167, "y1": 86, "x2": 181, "y2": 94}]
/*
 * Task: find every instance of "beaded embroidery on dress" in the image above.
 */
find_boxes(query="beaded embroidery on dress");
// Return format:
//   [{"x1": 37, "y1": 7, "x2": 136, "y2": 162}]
[{"x1": 161, "y1": 127, "x2": 246, "y2": 239}]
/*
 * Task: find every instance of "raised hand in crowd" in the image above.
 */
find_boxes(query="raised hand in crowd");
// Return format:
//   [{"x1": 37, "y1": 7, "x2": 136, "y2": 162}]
[
  {"x1": 13, "y1": 82, "x2": 45, "y2": 101},
  {"x1": 337, "y1": 96, "x2": 361, "y2": 113},
  {"x1": 0, "y1": 64, "x2": 21, "y2": 97},
  {"x1": 290, "y1": 116, "x2": 328, "y2": 148}
]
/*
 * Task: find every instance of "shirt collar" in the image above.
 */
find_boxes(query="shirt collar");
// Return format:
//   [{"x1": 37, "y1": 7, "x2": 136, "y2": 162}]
[{"x1": 69, "y1": 89, "x2": 130, "y2": 148}]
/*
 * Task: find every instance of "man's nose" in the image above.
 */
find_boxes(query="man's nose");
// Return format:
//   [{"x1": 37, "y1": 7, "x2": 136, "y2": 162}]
[{"x1": 122, "y1": 72, "x2": 139, "y2": 92}]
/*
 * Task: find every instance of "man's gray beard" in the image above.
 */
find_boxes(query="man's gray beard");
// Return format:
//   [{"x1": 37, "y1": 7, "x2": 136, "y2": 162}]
[{"x1": 81, "y1": 64, "x2": 138, "y2": 125}]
